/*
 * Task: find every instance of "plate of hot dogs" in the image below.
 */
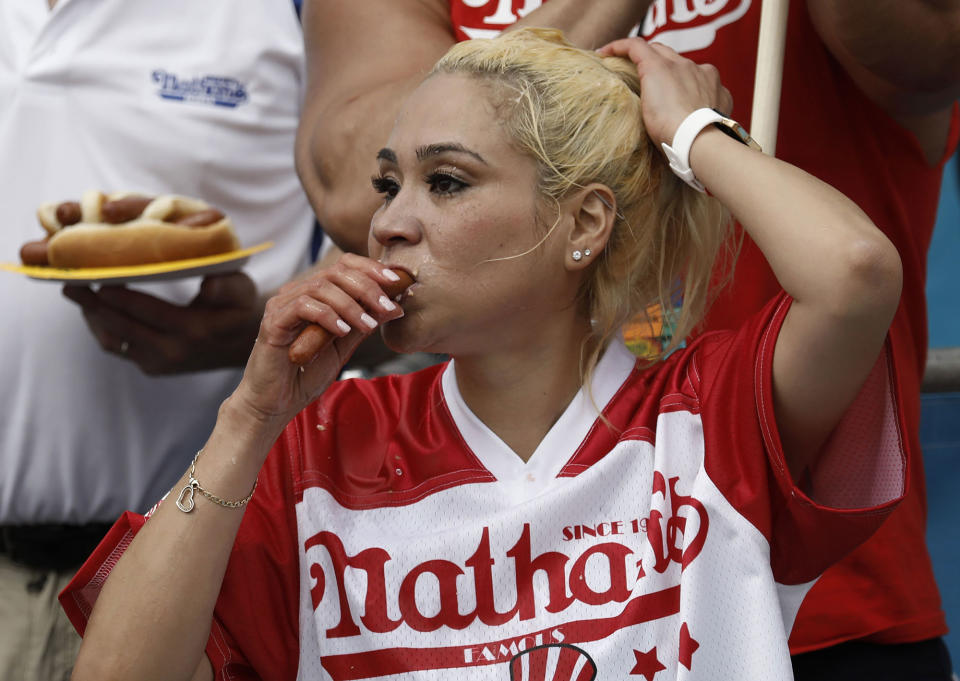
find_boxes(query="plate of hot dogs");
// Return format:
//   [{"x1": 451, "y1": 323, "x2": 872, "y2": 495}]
[{"x1": 2, "y1": 191, "x2": 273, "y2": 283}]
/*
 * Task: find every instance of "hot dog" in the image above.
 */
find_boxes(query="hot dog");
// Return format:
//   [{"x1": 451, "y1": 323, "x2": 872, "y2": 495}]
[
  {"x1": 26, "y1": 190, "x2": 239, "y2": 268},
  {"x1": 287, "y1": 270, "x2": 416, "y2": 366}
]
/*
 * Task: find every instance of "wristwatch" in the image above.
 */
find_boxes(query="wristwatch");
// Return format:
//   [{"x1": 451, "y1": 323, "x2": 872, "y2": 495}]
[
  {"x1": 710, "y1": 108, "x2": 762, "y2": 151},
  {"x1": 661, "y1": 108, "x2": 761, "y2": 193}
]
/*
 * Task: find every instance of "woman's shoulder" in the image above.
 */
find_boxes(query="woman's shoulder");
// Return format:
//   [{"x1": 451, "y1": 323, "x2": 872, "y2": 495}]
[
  {"x1": 274, "y1": 359, "x2": 493, "y2": 507},
  {"x1": 299, "y1": 359, "x2": 451, "y2": 422}
]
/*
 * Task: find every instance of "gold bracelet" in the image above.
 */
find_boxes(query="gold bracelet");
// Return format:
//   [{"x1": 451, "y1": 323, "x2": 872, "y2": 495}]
[{"x1": 175, "y1": 450, "x2": 257, "y2": 513}]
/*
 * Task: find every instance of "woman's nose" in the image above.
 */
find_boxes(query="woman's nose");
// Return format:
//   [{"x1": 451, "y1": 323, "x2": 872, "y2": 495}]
[{"x1": 370, "y1": 199, "x2": 423, "y2": 249}]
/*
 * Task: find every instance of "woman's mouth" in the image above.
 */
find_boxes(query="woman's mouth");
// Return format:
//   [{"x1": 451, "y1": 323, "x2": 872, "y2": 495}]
[
  {"x1": 397, "y1": 280, "x2": 419, "y2": 304},
  {"x1": 381, "y1": 264, "x2": 419, "y2": 303}
]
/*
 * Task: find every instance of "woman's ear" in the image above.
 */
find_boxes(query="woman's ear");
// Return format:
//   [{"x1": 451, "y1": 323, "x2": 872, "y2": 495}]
[{"x1": 563, "y1": 183, "x2": 616, "y2": 270}]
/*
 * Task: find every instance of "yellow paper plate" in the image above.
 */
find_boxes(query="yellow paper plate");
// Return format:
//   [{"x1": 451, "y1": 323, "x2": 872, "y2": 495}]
[{"x1": 1, "y1": 242, "x2": 273, "y2": 284}]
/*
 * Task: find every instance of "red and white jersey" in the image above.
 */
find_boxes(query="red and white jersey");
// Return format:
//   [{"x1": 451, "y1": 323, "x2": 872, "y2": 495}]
[
  {"x1": 62, "y1": 296, "x2": 907, "y2": 680},
  {"x1": 449, "y1": 0, "x2": 960, "y2": 651}
]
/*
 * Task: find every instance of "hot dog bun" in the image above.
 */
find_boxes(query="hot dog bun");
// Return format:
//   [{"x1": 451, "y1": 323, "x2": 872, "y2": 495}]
[
  {"x1": 46, "y1": 220, "x2": 238, "y2": 268},
  {"x1": 29, "y1": 191, "x2": 239, "y2": 268}
]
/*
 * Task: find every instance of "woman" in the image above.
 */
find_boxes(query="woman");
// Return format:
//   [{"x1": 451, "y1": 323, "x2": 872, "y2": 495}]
[{"x1": 64, "y1": 29, "x2": 905, "y2": 680}]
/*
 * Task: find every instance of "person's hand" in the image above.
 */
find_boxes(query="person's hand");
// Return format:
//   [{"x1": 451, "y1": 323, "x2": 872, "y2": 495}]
[
  {"x1": 229, "y1": 253, "x2": 407, "y2": 427},
  {"x1": 597, "y1": 37, "x2": 733, "y2": 148},
  {"x1": 62, "y1": 272, "x2": 263, "y2": 374}
]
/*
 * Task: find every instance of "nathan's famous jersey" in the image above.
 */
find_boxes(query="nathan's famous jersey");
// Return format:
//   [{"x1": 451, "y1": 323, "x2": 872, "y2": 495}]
[
  {"x1": 448, "y1": 0, "x2": 959, "y2": 649},
  {"x1": 61, "y1": 295, "x2": 907, "y2": 680}
]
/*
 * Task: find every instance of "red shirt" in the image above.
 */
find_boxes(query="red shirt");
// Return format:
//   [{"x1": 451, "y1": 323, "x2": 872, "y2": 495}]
[{"x1": 449, "y1": 0, "x2": 960, "y2": 651}]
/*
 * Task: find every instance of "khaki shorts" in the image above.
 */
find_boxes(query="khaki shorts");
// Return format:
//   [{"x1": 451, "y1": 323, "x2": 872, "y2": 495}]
[{"x1": 0, "y1": 554, "x2": 82, "y2": 681}]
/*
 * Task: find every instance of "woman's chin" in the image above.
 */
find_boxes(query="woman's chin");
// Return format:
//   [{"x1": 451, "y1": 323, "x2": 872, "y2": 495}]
[
  {"x1": 384, "y1": 328, "x2": 454, "y2": 358},
  {"x1": 381, "y1": 323, "x2": 429, "y2": 356}
]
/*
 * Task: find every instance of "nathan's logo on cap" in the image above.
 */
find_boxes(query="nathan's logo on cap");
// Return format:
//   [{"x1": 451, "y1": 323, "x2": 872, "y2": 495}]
[
  {"x1": 509, "y1": 644, "x2": 597, "y2": 681},
  {"x1": 151, "y1": 70, "x2": 248, "y2": 108}
]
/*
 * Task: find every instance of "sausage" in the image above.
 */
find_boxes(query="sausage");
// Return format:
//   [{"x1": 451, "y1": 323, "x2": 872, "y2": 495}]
[
  {"x1": 287, "y1": 270, "x2": 416, "y2": 366},
  {"x1": 55, "y1": 202, "x2": 82, "y2": 227},
  {"x1": 20, "y1": 239, "x2": 49, "y2": 266},
  {"x1": 174, "y1": 209, "x2": 225, "y2": 227},
  {"x1": 102, "y1": 197, "x2": 153, "y2": 224}
]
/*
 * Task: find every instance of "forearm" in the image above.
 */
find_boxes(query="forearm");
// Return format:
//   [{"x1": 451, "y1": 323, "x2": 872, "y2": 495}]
[
  {"x1": 297, "y1": 0, "x2": 454, "y2": 255},
  {"x1": 690, "y1": 128, "x2": 901, "y2": 314},
  {"x1": 296, "y1": 78, "x2": 431, "y2": 255},
  {"x1": 73, "y1": 398, "x2": 282, "y2": 681},
  {"x1": 509, "y1": 0, "x2": 651, "y2": 48},
  {"x1": 691, "y1": 128, "x2": 902, "y2": 475},
  {"x1": 73, "y1": 250, "x2": 406, "y2": 678}
]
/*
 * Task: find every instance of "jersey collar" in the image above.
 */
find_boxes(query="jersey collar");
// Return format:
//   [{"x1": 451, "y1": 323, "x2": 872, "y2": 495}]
[{"x1": 442, "y1": 341, "x2": 638, "y2": 488}]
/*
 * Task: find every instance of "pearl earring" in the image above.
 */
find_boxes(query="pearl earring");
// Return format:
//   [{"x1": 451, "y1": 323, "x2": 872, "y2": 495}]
[
  {"x1": 572, "y1": 250, "x2": 583, "y2": 262},
  {"x1": 584, "y1": 248, "x2": 592, "y2": 257}
]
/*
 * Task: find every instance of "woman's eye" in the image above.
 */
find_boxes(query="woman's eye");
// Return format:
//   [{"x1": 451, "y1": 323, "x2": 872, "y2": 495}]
[
  {"x1": 427, "y1": 172, "x2": 468, "y2": 196},
  {"x1": 371, "y1": 175, "x2": 400, "y2": 201}
]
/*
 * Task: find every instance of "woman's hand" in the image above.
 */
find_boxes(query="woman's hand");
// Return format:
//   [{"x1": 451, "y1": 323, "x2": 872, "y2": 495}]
[
  {"x1": 229, "y1": 253, "x2": 407, "y2": 430},
  {"x1": 597, "y1": 37, "x2": 733, "y2": 148}
]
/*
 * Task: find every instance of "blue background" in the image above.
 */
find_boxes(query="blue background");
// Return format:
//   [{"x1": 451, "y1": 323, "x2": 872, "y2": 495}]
[
  {"x1": 928, "y1": 155, "x2": 960, "y2": 348},
  {"x1": 923, "y1": 152, "x2": 959, "y2": 664}
]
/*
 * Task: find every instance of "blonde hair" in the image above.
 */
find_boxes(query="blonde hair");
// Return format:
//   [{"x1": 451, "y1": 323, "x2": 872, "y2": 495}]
[{"x1": 431, "y1": 28, "x2": 734, "y2": 374}]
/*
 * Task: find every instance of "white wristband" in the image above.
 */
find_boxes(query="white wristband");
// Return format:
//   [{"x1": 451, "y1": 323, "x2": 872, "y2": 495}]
[{"x1": 660, "y1": 108, "x2": 725, "y2": 193}]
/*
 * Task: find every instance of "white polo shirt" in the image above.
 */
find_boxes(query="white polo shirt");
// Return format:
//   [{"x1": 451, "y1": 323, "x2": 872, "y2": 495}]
[{"x1": 0, "y1": 0, "x2": 313, "y2": 523}]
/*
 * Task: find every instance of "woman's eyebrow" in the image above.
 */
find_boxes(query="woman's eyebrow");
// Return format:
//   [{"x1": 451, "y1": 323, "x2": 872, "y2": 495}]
[
  {"x1": 416, "y1": 142, "x2": 487, "y2": 165},
  {"x1": 376, "y1": 148, "x2": 398, "y2": 163}
]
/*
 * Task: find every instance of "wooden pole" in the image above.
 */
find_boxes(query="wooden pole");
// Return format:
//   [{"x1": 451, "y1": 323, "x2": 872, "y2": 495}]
[{"x1": 749, "y1": 0, "x2": 789, "y2": 156}]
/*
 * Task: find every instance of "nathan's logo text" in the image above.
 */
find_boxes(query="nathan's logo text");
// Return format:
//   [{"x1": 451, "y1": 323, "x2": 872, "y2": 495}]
[
  {"x1": 641, "y1": 0, "x2": 751, "y2": 52},
  {"x1": 465, "y1": 629, "x2": 565, "y2": 664},
  {"x1": 304, "y1": 471, "x2": 707, "y2": 639},
  {"x1": 561, "y1": 472, "x2": 708, "y2": 573},
  {"x1": 151, "y1": 70, "x2": 248, "y2": 107},
  {"x1": 454, "y1": 0, "x2": 749, "y2": 47},
  {"x1": 642, "y1": 0, "x2": 742, "y2": 32}
]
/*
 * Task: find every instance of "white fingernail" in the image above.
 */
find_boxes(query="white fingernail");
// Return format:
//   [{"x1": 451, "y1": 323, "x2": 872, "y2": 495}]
[
  {"x1": 382, "y1": 269, "x2": 401, "y2": 282},
  {"x1": 360, "y1": 313, "x2": 378, "y2": 329},
  {"x1": 336, "y1": 319, "x2": 351, "y2": 334},
  {"x1": 379, "y1": 295, "x2": 397, "y2": 312}
]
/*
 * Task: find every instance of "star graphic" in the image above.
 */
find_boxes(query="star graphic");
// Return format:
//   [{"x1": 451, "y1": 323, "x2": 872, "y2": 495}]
[
  {"x1": 679, "y1": 622, "x2": 700, "y2": 670},
  {"x1": 629, "y1": 647, "x2": 666, "y2": 680}
]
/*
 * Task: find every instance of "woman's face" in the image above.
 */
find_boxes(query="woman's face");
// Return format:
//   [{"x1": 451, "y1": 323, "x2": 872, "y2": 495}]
[{"x1": 370, "y1": 73, "x2": 579, "y2": 357}]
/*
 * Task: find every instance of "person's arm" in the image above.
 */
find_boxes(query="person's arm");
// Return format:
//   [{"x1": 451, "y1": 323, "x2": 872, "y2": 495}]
[
  {"x1": 71, "y1": 254, "x2": 407, "y2": 681},
  {"x1": 295, "y1": 0, "x2": 453, "y2": 256},
  {"x1": 600, "y1": 38, "x2": 903, "y2": 480},
  {"x1": 806, "y1": 0, "x2": 960, "y2": 163},
  {"x1": 295, "y1": 0, "x2": 650, "y2": 256},
  {"x1": 71, "y1": 400, "x2": 269, "y2": 681},
  {"x1": 695, "y1": 131, "x2": 902, "y2": 478}
]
